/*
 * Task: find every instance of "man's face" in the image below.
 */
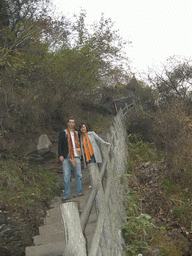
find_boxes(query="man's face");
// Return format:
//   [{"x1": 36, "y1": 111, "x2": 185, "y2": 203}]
[{"x1": 67, "y1": 119, "x2": 75, "y2": 129}]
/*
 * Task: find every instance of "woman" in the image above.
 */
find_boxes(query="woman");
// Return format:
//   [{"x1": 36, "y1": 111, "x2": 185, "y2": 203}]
[{"x1": 79, "y1": 122, "x2": 111, "y2": 169}]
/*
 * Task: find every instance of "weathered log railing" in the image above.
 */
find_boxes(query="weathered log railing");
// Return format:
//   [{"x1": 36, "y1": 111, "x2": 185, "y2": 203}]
[
  {"x1": 61, "y1": 202, "x2": 87, "y2": 256},
  {"x1": 60, "y1": 109, "x2": 128, "y2": 256},
  {"x1": 122, "y1": 102, "x2": 134, "y2": 116}
]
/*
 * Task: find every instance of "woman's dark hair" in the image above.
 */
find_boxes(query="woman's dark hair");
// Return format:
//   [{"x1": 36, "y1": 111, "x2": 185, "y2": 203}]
[{"x1": 79, "y1": 122, "x2": 89, "y2": 132}]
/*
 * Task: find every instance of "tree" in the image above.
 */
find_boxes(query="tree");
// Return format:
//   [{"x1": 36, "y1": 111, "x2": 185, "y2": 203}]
[
  {"x1": 0, "y1": 6, "x2": 128, "y2": 156},
  {"x1": 150, "y1": 57, "x2": 192, "y2": 104}
]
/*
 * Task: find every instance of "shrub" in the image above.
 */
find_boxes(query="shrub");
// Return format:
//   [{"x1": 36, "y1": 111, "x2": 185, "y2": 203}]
[
  {"x1": 127, "y1": 134, "x2": 160, "y2": 173},
  {"x1": 0, "y1": 159, "x2": 62, "y2": 213},
  {"x1": 123, "y1": 190, "x2": 155, "y2": 255},
  {"x1": 125, "y1": 106, "x2": 154, "y2": 143}
]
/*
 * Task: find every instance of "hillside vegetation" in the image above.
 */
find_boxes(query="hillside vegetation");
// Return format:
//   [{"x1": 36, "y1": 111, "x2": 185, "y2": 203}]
[{"x1": 1, "y1": 1, "x2": 192, "y2": 255}]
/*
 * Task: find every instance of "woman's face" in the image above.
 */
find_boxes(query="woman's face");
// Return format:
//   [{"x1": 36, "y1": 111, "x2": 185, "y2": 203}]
[{"x1": 80, "y1": 124, "x2": 87, "y2": 133}]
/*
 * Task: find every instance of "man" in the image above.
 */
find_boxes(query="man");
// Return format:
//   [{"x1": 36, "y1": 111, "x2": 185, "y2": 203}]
[{"x1": 58, "y1": 118, "x2": 83, "y2": 201}]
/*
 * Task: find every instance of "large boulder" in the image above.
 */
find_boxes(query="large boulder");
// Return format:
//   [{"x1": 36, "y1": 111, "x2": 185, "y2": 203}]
[{"x1": 37, "y1": 134, "x2": 52, "y2": 153}]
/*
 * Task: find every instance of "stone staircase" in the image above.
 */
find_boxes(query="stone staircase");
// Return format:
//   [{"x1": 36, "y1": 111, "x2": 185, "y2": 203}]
[{"x1": 25, "y1": 169, "x2": 97, "y2": 256}]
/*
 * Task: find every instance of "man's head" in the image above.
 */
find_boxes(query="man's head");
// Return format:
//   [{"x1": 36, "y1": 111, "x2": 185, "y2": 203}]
[{"x1": 67, "y1": 117, "x2": 75, "y2": 130}]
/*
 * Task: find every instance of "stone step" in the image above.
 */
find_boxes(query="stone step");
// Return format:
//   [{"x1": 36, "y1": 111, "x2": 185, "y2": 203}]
[
  {"x1": 33, "y1": 231, "x2": 65, "y2": 246},
  {"x1": 47, "y1": 206, "x2": 62, "y2": 216},
  {"x1": 47, "y1": 204, "x2": 62, "y2": 215},
  {"x1": 25, "y1": 241, "x2": 65, "y2": 256},
  {"x1": 44, "y1": 207, "x2": 62, "y2": 225},
  {"x1": 25, "y1": 171, "x2": 96, "y2": 255},
  {"x1": 69, "y1": 195, "x2": 89, "y2": 211},
  {"x1": 39, "y1": 222, "x2": 63, "y2": 235}
]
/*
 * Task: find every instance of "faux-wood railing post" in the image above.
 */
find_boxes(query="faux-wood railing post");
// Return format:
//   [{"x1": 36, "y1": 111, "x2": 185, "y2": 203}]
[{"x1": 60, "y1": 202, "x2": 87, "y2": 256}]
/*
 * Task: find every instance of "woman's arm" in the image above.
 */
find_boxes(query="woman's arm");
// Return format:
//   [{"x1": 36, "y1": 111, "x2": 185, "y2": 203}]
[{"x1": 91, "y1": 131, "x2": 111, "y2": 145}]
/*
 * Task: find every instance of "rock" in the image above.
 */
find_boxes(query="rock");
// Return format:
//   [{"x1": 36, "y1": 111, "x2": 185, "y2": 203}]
[
  {"x1": 151, "y1": 248, "x2": 161, "y2": 256},
  {"x1": 37, "y1": 134, "x2": 52, "y2": 153}
]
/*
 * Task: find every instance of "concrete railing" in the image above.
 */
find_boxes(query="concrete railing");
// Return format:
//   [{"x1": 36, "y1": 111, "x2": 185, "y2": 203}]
[{"x1": 60, "y1": 109, "x2": 128, "y2": 256}]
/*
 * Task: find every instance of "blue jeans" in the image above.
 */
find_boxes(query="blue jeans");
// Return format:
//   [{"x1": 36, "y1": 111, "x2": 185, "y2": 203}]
[
  {"x1": 62, "y1": 156, "x2": 82, "y2": 198},
  {"x1": 86, "y1": 155, "x2": 96, "y2": 166}
]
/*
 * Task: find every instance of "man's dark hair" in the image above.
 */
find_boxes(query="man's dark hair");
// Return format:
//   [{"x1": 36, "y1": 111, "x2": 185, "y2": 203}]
[
  {"x1": 67, "y1": 117, "x2": 75, "y2": 123},
  {"x1": 79, "y1": 122, "x2": 89, "y2": 132}
]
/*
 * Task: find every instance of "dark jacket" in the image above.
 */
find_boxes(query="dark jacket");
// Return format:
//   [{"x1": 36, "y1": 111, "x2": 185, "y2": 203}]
[
  {"x1": 58, "y1": 130, "x2": 68, "y2": 158},
  {"x1": 58, "y1": 129, "x2": 80, "y2": 158}
]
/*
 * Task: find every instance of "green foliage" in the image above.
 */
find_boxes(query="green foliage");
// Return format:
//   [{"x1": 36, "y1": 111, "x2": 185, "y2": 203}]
[
  {"x1": 153, "y1": 232, "x2": 183, "y2": 256},
  {"x1": 84, "y1": 113, "x2": 114, "y2": 134},
  {"x1": 161, "y1": 174, "x2": 192, "y2": 229},
  {"x1": 125, "y1": 107, "x2": 155, "y2": 143},
  {"x1": 127, "y1": 76, "x2": 157, "y2": 112},
  {"x1": 123, "y1": 190, "x2": 155, "y2": 255},
  {"x1": 119, "y1": 173, "x2": 132, "y2": 185},
  {"x1": 127, "y1": 134, "x2": 159, "y2": 172},
  {"x1": 161, "y1": 177, "x2": 180, "y2": 195},
  {"x1": 152, "y1": 100, "x2": 192, "y2": 177},
  {"x1": 125, "y1": 135, "x2": 191, "y2": 255},
  {"x1": 152, "y1": 232, "x2": 187, "y2": 256},
  {"x1": 0, "y1": 159, "x2": 62, "y2": 213},
  {"x1": 172, "y1": 202, "x2": 192, "y2": 228}
]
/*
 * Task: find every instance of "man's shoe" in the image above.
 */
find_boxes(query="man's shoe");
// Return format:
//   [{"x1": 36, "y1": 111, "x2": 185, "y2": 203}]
[
  {"x1": 61, "y1": 197, "x2": 70, "y2": 202},
  {"x1": 78, "y1": 193, "x2": 83, "y2": 197}
]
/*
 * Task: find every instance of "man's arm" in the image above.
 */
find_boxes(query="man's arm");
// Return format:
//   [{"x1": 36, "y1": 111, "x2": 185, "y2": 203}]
[{"x1": 58, "y1": 131, "x2": 65, "y2": 162}]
